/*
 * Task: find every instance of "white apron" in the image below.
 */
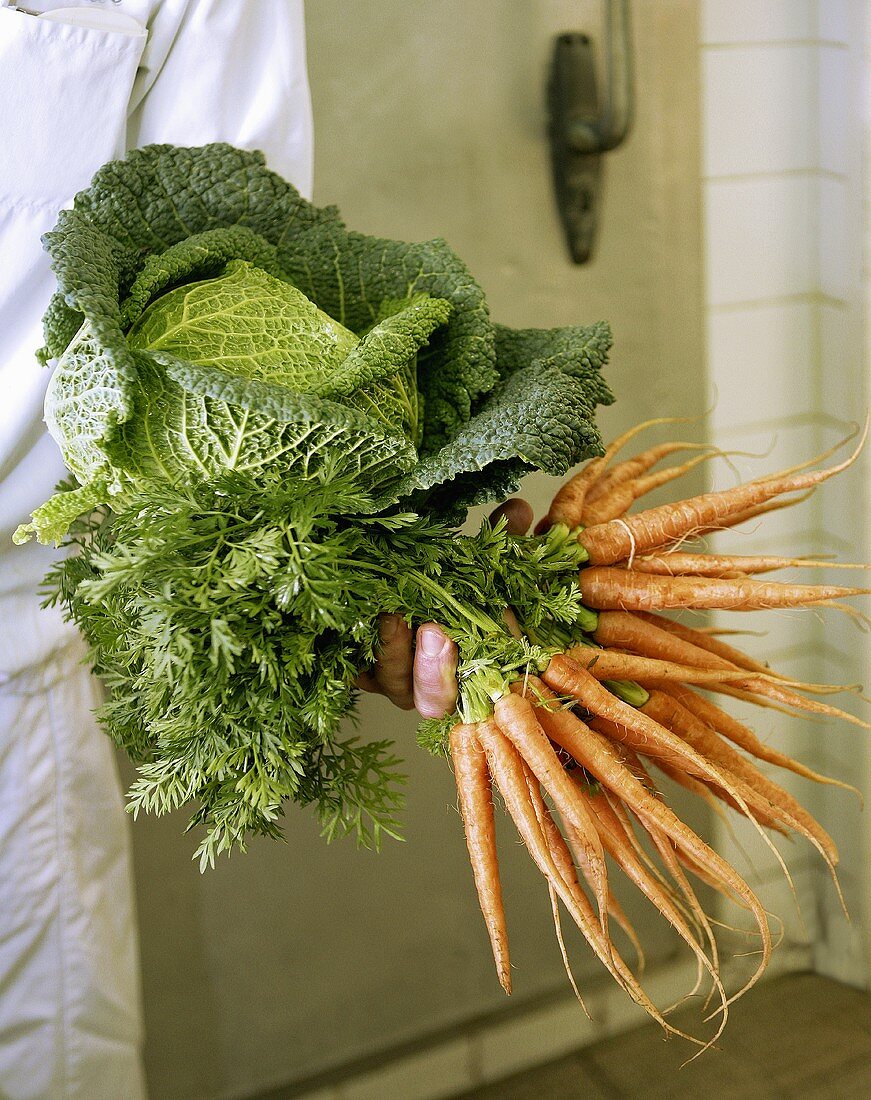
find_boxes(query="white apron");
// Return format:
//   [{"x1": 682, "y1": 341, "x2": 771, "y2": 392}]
[{"x1": 0, "y1": 3, "x2": 313, "y2": 1095}]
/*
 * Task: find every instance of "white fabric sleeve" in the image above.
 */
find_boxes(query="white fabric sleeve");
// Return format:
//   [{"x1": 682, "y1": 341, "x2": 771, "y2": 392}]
[
  {"x1": 0, "y1": 8, "x2": 147, "y2": 206},
  {"x1": 129, "y1": 0, "x2": 314, "y2": 197},
  {"x1": 0, "y1": 10, "x2": 149, "y2": 1100},
  {"x1": 0, "y1": 8, "x2": 148, "y2": 552}
]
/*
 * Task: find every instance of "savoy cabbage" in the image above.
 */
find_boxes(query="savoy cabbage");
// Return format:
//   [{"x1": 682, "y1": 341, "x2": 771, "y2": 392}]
[{"x1": 17, "y1": 142, "x2": 612, "y2": 544}]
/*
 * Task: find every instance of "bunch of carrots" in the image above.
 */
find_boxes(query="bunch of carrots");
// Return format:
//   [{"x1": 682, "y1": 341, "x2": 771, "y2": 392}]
[{"x1": 448, "y1": 418, "x2": 869, "y2": 1052}]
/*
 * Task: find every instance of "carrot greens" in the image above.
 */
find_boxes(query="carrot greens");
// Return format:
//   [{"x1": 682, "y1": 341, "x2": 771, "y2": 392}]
[{"x1": 42, "y1": 467, "x2": 589, "y2": 868}]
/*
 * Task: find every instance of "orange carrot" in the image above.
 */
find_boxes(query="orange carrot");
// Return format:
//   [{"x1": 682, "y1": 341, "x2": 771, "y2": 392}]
[
  {"x1": 493, "y1": 693, "x2": 610, "y2": 933},
  {"x1": 590, "y1": 611, "x2": 832, "y2": 698},
  {"x1": 629, "y1": 552, "x2": 871, "y2": 578},
  {"x1": 476, "y1": 718, "x2": 688, "y2": 1035},
  {"x1": 535, "y1": 661, "x2": 796, "y2": 891},
  {"x1": 518, "y1": 761, "x2": 592, "y2": 1012},
  {"x1": 623, "y1": 613, "x2": 860, "y2": 703},
  {"x1": 580, "y1": 452, "x2": 716, "y2": 527},
  {"x1": 632, "y1": 611, "x2": 778, "y2": 677},
  {"x1": 594, "y1": 756, "x2": 683, "y2": 891},
  {"x1": 640, "y1": 689, "x2": 839, "y2": 866},
  {"x1": 593, "y1": 609, "x2": 775, "y2": 681},
  {"x1": 578, "y1": 431, "x2": 866, "y2": 565},
  {"x1": 543, "y1": 654, "x2": 762, "y2": 796},
  {"x1": 697, "y1": 678, "x2": 871, "y2": 733},
  {"x1": 691, "y1": 488, "x2": 818, "y2": 541},
  {"x1": 578, "y1": 566, "x2": 868, "y2": 611},
  {"x1": 547, "y1": 462, "x2": 607, "y2": 530},
  {"x1": 525, "y1": 675, "x2": 772, "y2": 1002},
  {"x1": 522, "y1": 722, "x2": 722, "y2": 1034},
  {"x1": 666, "y1": 685, "x2": 860, "y2": 794},
  {"x1": 449, "y1": 723, "x2": 511, "y2": 993},
  {"x1": 568, "y1": 645, "x2": 769, "y2": 688},
  {"x1": 547, "y1": 417, "x2": 698, "y2": 528},
  {"x1": 577, "y1": 624, "x2": 871, "y2": 737},
  {"x1": 579, "y1": 782, "x2": 703, "y2": 948},
  {"x1": 640, "y1": 754, "x2": 731, "y2": 819},
  {"x1": 596, "y1": 761, "x2": 722, "y2": 961},
  {"x1": 517, "y1": 761, "x2": 706, "y2": 1039},
  {"x1": 587, "y1": 713, "x2": 764, "y2": 822},
  {"x1": 665, "y1": 490, "x2": 816, "y2": 548},
  {"x1": 563, "y1": 815, "x2": 647, "y2": 973},
  {"x1": 585, "y1": 441, "x2": 712, "y2": 505},
  {"x1": 600, "y1": 759, "x2": 721, "y2": 976},
  {"x1": 593, "y1": 610, "x2": 862, "y2": 702},
  {"x1": 574, "y1": 783, "x2": 728, "y2": 1029}
]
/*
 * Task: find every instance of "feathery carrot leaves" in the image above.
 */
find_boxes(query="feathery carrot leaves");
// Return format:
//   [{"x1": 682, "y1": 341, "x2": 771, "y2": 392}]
[{"x1": 42, "y1": 465, "x2": 589, "y2": 861}]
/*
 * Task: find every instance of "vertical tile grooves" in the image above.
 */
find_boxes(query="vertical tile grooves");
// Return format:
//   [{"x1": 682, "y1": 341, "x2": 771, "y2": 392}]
[{"x1": 701, "y1": 0, "x2": 869, "y2": 992}]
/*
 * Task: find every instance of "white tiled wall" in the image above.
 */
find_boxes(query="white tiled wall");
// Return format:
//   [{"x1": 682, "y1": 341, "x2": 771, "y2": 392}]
[
  {"x1": 700, "y1": 1, "x2": 869, "y2": 983},
  {"x1": 701, "y1": 0, "x2": 818, "y2": 44},
  {"x1": 702, "y1": 46, "x2": 817, "y2": 177}
]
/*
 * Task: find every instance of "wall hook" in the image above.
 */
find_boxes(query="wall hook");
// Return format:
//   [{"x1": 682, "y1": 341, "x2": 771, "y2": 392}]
[{"x1": 548, "y1": 1, "x2": 634, "y2": 263}]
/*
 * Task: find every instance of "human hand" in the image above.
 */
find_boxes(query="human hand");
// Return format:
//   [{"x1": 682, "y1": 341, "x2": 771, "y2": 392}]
[{"x1": 357, "y1": 498, "x2": 533, "y2": 718}]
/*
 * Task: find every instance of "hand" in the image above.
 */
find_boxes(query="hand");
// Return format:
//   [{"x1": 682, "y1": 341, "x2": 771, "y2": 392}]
[{"x1": 356, "y1": 498, "x2": 533, "y2": 718}]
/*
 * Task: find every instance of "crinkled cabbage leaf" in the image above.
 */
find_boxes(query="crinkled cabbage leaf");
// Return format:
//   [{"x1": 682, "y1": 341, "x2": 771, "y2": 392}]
[{"x1": 18, "y1": 143, "x2": 613, "y2": 544}]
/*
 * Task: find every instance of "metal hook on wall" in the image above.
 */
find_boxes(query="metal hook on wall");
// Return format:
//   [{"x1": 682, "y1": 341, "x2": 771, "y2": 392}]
[{"x1": 548, "y1": 1, "x2": 634, "y2": 263}]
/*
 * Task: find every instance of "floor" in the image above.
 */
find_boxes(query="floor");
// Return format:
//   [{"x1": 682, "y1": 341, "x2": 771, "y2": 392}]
[{"x1": 456, "y1": 972, "x2": 871, "y2": 1099}]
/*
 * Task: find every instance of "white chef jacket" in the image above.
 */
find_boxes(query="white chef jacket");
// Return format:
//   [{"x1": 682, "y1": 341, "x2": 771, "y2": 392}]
[{"x1": 0, "y1": 4, "x2": 314, "y2": 1096}]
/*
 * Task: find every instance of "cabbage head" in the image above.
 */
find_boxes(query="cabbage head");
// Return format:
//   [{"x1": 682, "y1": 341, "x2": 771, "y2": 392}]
[{"x1": 16, "y1": 143, "x2": 613, "y2": 544}]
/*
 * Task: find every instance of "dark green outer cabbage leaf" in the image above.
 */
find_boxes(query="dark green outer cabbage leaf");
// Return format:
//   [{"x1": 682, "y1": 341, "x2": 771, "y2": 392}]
[{"x1": 33, "y1": 143, "x2": 613, "y2": 533}]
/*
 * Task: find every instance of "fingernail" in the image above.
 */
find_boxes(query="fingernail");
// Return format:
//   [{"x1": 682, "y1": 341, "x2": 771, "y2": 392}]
[{"x1": 418, "y1": 627, "x2": 448, "y2": 657}]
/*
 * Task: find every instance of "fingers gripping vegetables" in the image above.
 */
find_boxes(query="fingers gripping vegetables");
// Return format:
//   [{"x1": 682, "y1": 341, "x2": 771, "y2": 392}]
[{"x1": 16, "y1": 143, "x2": 868, "y2": 1049}]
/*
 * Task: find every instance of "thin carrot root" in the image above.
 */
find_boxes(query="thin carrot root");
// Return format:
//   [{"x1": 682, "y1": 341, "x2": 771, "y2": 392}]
[
  {"x1": 547, "y1": 882, "x2": 591, "y2": 1018},
  {"x1": 613, "y1": 782, "x2": 722, "y2": 1012},
  {"x1": 746, "y1": 422, "x2": 863, "y2": 484}
]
